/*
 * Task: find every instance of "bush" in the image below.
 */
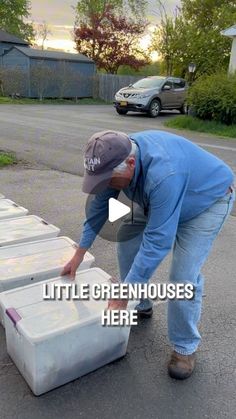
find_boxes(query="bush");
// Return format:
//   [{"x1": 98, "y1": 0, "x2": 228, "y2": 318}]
[
  {"x1": 187, "y1": 72, "x2": 236, "y2": 125},
  {"x1": 0, "y1": 66, "x2": 28, "y2": 97}
]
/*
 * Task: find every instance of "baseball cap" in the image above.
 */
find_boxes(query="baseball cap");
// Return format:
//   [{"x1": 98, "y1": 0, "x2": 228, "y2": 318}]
[{"x1": 82, "y1": 130, "x2": 132, "y2": 194}]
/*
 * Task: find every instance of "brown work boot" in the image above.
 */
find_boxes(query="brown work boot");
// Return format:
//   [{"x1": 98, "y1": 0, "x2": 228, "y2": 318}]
[{"x1": 168, "y1": 351, "x2": 196, "y2": 380}]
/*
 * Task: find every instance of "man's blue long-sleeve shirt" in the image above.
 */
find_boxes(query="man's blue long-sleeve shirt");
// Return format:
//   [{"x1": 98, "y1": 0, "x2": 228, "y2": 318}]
[{"x1": 79, "y1": 130, "x2": 234, "y2": 284}]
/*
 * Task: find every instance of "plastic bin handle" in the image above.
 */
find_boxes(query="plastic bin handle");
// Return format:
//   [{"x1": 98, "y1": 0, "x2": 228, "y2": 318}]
[{"x1": 6, "y1": 308, "x2": 21, "y2": 326}]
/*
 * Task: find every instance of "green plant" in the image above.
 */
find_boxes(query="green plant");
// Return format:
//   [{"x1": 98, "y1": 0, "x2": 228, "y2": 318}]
[
  {"x1": 0, "y1": 152, "x2": 16, "y2": 167},
  {"x1": 150, "y1": 0, "x2": 236, "y2": 78},
  {"x1": 165, "y1": 116, "x2": 236, "y2": 139},
  {"x1": 187, "y1": 72, "x2": 236, "y2": 125}
]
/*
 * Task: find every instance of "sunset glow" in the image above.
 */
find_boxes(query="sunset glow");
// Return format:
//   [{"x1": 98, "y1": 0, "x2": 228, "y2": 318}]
[
  {"x1": 139, "y1": 30, "x2": 159, "y2": 62},
  {"x1": 36, "y1": 31, "x2": 159, "y2": 61},
  {"x1": 36, "y1": 37, "x2": 76, "y2": 53}
]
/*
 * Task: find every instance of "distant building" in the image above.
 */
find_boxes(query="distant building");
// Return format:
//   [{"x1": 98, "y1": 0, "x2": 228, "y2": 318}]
[
  {"x1": 221, "y1": 24, "x2": 236, "y2": 74},
  {"x1": 0, "y1": 30, "x2": 96, "y2": 98},
  {"x1": 0, "y1": 29, "x2": 29, "y2": 60}
]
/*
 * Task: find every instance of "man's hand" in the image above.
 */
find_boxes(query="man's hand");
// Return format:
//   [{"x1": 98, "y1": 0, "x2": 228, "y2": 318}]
[
  {"x1": 108, "y1": 299, "x2": 128, "y2": 310},
  {"x1": 61, "y1": 247, "x2": 87, "y2": 279}
]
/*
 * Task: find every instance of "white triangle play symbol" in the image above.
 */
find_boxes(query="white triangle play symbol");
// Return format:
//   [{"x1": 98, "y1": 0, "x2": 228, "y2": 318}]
[{"x1": 108, "y1": 198, "x2": 131, "y2": 223}]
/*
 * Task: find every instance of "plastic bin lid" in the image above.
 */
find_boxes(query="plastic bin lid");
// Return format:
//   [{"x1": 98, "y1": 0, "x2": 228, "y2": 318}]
[
  {"x1": 4, "y1": 268, "x2": 112, "y2": 341},
  {"x1": 0, "y1": 236, "x2": 76, "y2": 260},
  {"x1": 0, "y1": 237, "x2": 94, "y2": 281},
  {"x1": 0, "y1": 199, "x2": 28, "y2": 219},
  {"x1": 0, "y1": 215, "x2": 60, "y2": 244}
]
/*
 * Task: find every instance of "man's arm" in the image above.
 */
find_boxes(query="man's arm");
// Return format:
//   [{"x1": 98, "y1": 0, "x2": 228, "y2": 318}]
[
  {"x1": 124, "y1": 173, "x2": 188, "y2": 284},
  {"x1": 62, "y1": 187, "x2": 119, "y2": 278},
  {"x1": 79, "y1": 187, "x2": 120, "y2": 249}
]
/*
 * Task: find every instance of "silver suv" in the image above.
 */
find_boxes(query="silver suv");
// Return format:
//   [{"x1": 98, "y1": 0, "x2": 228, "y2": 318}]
[{"x1": 114, "y1": 76, "x2": 188, "y2": 117}]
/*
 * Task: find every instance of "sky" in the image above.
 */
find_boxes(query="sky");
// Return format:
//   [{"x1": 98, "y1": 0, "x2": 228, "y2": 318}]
[{"x1": 30, "y1": 0, "x2": 180, "y2": 53}]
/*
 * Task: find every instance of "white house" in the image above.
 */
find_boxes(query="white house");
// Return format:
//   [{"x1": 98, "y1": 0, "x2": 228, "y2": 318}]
[{"x1": 221, "y1": 24, "x2": 236, "y2": 73}]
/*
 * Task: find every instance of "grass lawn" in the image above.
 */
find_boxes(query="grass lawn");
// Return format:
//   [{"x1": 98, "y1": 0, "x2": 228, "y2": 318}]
[
  {"x1": 0, "y1": 97, "x2": 107, "y2": 105},
  {"x1": 0, "y1": 152, "x2": 16, "y2": 167},
  {"x1": 165, "y1": 116, "x2": 236, "y2": 139}
]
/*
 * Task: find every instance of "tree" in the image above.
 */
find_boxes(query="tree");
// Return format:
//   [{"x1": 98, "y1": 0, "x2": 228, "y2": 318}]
[
  {"x1": 30, "y1": 62, "x2": 54, "y2": 100},
  {"x1": 0, "y1": 0, "x2": 34, "y2": 42},
  {"x1": 151, "y1": 0, "x2": 236, "y2": 78},
  {"x1": 55, "y1": 62, "x2": 85, "y2": 99},
  {"x1": 74, "y1": 4, "x2": 149, "y2": 73},
  {"x1": 181, "y1": 0, "x2": 236, "y2": 28},
  {"x1": 34, "y1": 21, "x2": 52, "y2": 50},
  {"x1": 151, "y1": 1, "x2": 182, "y2": 76},
  {"x1": 75, "y1": 0, "x2": 147, "y2": 23},
  {"x1": 180, "y1": 0, "x2": 236, "y2": 76}
]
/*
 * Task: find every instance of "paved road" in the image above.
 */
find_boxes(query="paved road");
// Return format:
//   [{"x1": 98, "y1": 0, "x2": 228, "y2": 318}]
[
  {"x1": 0, "y1": 104, "x2": 235, "y2": 177},
  {"x1": 0, "y1": 105, "x2": 235, "y2": 419}
]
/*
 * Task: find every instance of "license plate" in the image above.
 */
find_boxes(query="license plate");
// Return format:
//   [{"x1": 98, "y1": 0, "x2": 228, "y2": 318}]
[{"x1": 120, "y1": 101, "x2": 127, "y2": 106}]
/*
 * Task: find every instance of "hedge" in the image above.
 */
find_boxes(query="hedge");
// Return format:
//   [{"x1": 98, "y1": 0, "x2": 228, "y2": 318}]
[{"x1": 187, "y1": 72, "x2": 236, "y2": 125}]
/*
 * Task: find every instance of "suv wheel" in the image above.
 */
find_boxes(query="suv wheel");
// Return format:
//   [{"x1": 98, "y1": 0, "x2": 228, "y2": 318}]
[
  {"x1": 179, "y1": 103, "x2": 188, "y2": 115},
  {"x1": 148, "y1": 99, "x2": 161, "y2": 118},
  {"x1": 116, "y1": 108, "x2": 128, "y2": 115}
]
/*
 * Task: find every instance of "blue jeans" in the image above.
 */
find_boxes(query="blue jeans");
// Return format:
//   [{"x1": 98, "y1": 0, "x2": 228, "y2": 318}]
[{"x1": 117, "y1": 189, "x2": 235, "y2": 355}]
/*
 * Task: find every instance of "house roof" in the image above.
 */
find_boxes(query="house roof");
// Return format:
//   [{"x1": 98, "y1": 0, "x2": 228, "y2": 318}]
[
  {"x1": 221, "y1": 24, "x2": 236, "y2": 38},
  {"x1": 8, "y1": 46, "x2": 94, "y2": 63},
  {"x1": 0, "y1": 29, "x2": 28, "y2": 45}
]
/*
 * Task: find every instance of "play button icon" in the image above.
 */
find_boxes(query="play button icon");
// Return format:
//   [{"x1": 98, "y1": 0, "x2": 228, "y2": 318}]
[
  {"x1": 108, "y1": 198, "x2": 130, "y2": 222},
  {"x1": 85, "y1": 187, "x2": 135, "y2": 242},
  {"x1": 85, "y1": 178, "x2": 144, "y2": 243}
]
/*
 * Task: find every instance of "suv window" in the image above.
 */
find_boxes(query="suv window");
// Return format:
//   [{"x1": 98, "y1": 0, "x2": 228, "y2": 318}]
[
  {"x1": 132, "y1": 77, "x2": 165, "y2": 89},
  {"x1": 173, "y1": 79, "x2": 186, "y2": 89}
]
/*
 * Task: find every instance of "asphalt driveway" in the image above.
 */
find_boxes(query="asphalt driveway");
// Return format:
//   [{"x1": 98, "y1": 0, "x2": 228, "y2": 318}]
[{"x1": 0, "y1": 104, "x2": 235, "y2": 419}]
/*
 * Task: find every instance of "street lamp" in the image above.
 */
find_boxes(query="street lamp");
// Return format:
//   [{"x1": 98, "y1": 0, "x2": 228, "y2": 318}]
[
  {"x1": 188, "y1": 62, "x2": 196, "y2": 73},
  {"x1": 188, "y1": 62, "x2": 196, "y2": 84}
]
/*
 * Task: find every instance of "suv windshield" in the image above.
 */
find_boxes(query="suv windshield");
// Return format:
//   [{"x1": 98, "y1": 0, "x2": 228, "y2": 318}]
[{"x1": 132, "y1": 77, "x2": 165, "y2": 89}]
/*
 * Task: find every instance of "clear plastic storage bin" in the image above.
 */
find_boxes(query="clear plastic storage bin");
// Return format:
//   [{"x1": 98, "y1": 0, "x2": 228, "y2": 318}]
[
  {"x1": 0, "y1": 215, "x2": 60, "y2": 247},
  {"x1": 0, "y1": 199, "x2": 28, "y2": 220},
  {"x1": 0, "y1": 236, "x2": 95, "y2": 317},
  {"x1": 2, "y1": 268, "x2": 131, "y2": 395}
]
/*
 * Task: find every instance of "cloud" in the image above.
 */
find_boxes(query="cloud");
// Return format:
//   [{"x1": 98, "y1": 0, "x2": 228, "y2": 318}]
[
  {"x1": 43, "y1": 38, "x2": 76, "y2": 52},
  {"x1": 30, "y1": 0, "x2": 77, "y2": 26},
  {"x1": 53, "y1": 25, "x2": 74, "y2": 29},
  {"x1": 147, "y1": 0, "x2": 180, "y2": 21},
  {"x1": 30, "y1": 0, "x2": 180, "y2": 27},
  {"x1": 30, "y1": 0, "x2": 180, "y2": 48}
]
